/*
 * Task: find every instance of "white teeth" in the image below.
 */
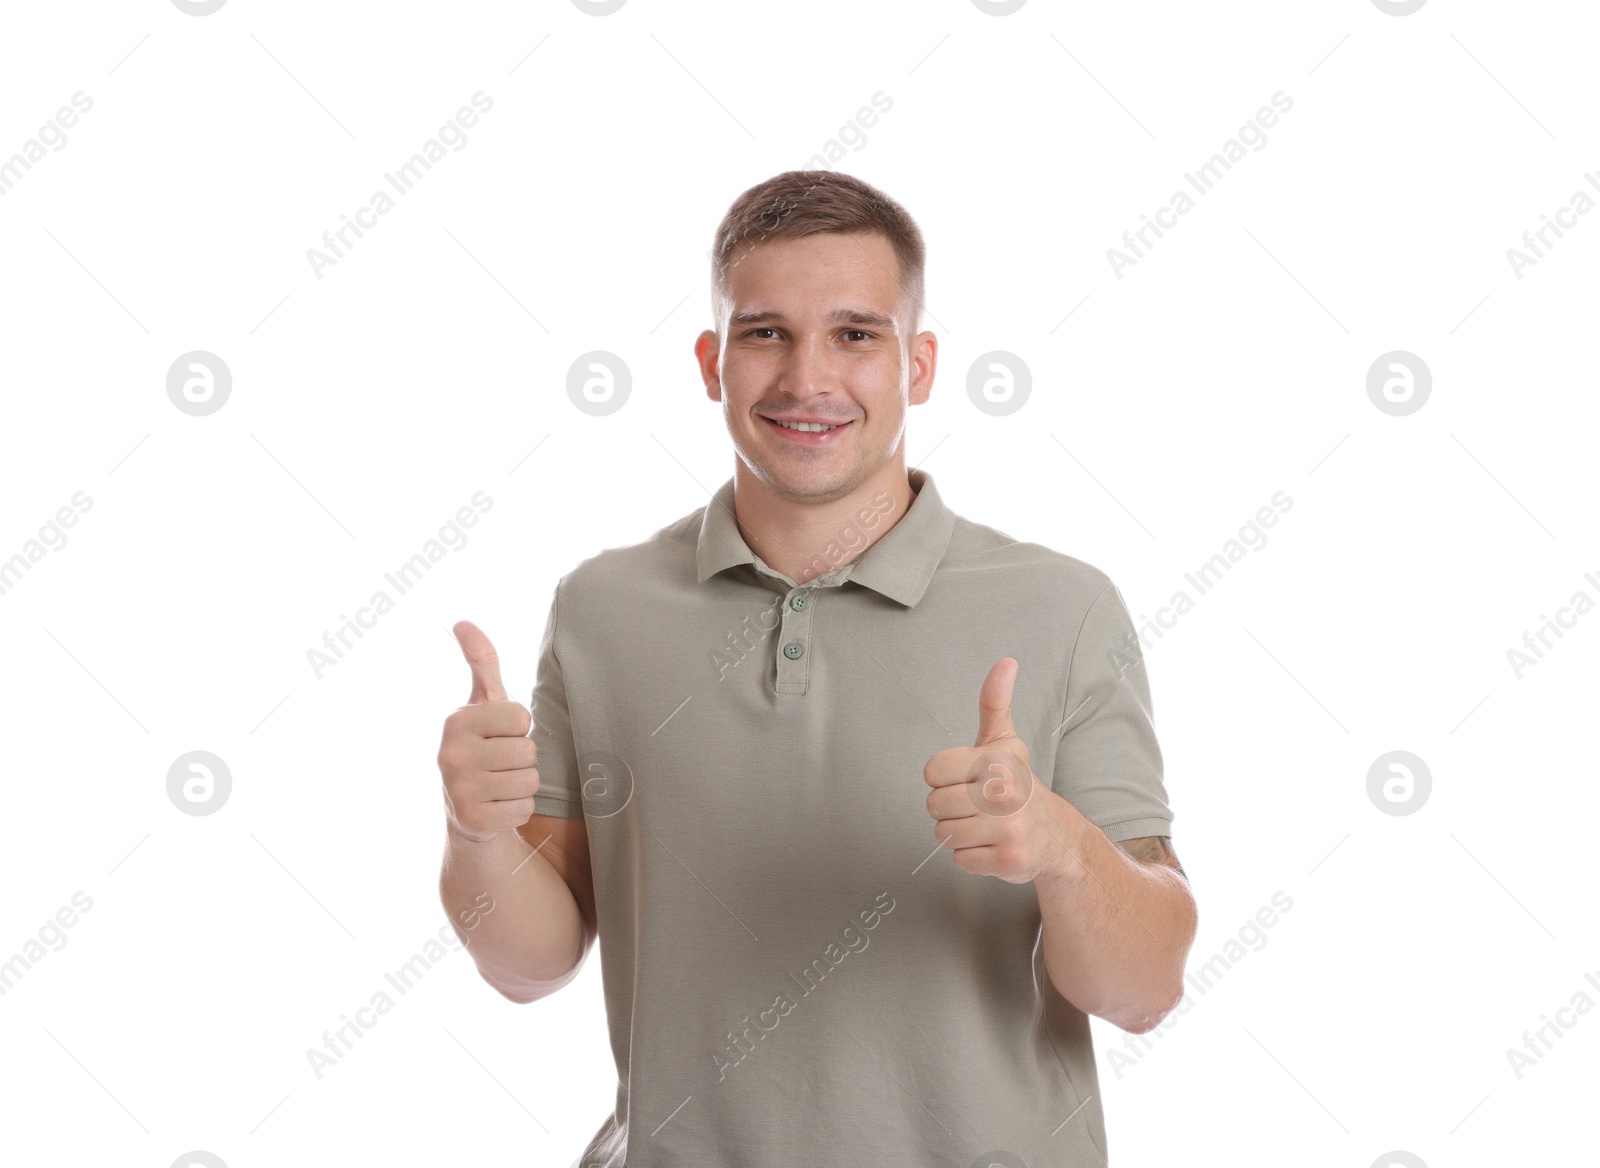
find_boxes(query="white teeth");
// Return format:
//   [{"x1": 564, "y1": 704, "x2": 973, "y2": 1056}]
[{"x1": 771, "y1": 419, "x2": 841, "y2": 433}]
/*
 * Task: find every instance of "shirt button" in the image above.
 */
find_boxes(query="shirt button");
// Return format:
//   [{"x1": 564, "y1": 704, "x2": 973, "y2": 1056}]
[
  {"x1": 783, "y1": 641, "x2": 804, "y2": 660},
  {"x1": 790, "y1": 593, "x2": 808, "y2": 611}
]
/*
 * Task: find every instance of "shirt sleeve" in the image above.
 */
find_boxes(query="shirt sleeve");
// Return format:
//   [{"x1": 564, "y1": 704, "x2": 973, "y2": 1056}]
[
  {"x1": 529, "y1": 579, "x2": 585, "y2": 820},
  {"x1": 1050, "y1": 580, "x2": 1174, "y2": 843}
]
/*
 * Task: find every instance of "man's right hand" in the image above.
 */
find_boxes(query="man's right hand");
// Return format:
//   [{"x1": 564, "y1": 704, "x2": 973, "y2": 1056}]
[{"x1": 438, "y1": 620, "x2": 541, "y2": 844}]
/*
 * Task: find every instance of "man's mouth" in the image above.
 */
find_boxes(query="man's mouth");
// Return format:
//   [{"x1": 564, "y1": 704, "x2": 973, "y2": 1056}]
[
  {"x1": 767, "y1": 418, "x2": 846, "y2": 433},
  {"x1": 761, "y1": 416, "x2": 853, "y2": 443}
]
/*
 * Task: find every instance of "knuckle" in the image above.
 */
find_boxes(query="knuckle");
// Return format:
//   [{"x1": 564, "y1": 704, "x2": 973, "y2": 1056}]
[
  {"x1": 481, "y1": 700, "x2": 532, "y2": 736},
  {"x1": 444, "y1": 710, "x2": 481, "y2": 740}
]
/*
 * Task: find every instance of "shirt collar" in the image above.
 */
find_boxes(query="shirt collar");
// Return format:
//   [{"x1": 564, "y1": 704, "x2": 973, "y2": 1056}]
[{"x1": 695, "y1": 467, "x2": 956, "y2": 608}]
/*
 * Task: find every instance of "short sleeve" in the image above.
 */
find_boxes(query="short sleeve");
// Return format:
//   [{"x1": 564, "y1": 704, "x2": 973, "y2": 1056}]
[
  {"x1": 1050, "y1": 580, "x2": 1173, "y2": 843},
  {"x1": 529, "y1": 580, "x2": 585, "y2": 820}
]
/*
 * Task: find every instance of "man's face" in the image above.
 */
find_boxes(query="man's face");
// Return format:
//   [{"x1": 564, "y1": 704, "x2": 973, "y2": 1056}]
[{"x1": 698, "y1": 230, "x2": 935, "y2": 504}]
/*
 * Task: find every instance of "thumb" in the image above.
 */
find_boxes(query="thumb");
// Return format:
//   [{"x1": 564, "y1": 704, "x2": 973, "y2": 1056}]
[
  {"x1": 453, "y1": 620, "x2": 508, "y2": 704},
  {"x1": 974, "y1": 657, "x2": 1018, "y2": 746}
]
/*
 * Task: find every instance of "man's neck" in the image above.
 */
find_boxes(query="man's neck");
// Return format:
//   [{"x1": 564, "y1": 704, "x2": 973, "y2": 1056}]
[{"x1": 730, "y1": 459, "x2": 917, "y2": 586}]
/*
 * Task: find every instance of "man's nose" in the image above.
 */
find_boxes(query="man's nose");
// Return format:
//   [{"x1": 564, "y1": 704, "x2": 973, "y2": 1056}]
[{"x1": 777, "y1": 335, "x2": 834, "y2": 396}]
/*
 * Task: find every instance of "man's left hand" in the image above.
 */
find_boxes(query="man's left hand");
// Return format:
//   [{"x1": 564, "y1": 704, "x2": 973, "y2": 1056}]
[{"x1": 923, "y1": 657, "x2": 1078, "y2": 885}]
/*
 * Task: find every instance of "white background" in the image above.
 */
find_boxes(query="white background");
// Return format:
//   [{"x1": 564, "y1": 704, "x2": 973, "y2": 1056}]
[{"x1": 0, "y1": 1, "x2": 1595, "y2": 1165}]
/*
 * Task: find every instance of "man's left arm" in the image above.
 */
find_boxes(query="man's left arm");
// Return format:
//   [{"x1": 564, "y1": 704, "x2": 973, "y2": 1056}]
[
  {"x1": 925, "y1": 582, "x2": 1198, "y2": 1033},
  {"x1": 1031, "y1": 579, "x2": 1198, "y2": 1034},
  {"x1": 1034, "y1": 813, "x2": 1197, "y2": 1034}
]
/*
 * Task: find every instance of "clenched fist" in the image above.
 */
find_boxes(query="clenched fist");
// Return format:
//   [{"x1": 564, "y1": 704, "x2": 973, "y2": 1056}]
[
  {"x1": 923, "y1": 657, "x2": 1074, "y2": 884},
  {"x1": 438, "y1": 620, "x2": 541, "y2": 844}
]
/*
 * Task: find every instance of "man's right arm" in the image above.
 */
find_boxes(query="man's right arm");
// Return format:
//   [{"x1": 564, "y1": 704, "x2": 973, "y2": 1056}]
[
  {"x1": 440, "y1": 813, "x2": 596, "y2": 1004},
  {"x1": 437, "y1": 619, "x2": 597, "y2": 1004}
]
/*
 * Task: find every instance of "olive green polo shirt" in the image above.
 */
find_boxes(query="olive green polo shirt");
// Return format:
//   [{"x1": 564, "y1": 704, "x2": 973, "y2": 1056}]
[{"x1": 529, "y1": 466, "x2": 1173, "y2": 1167}]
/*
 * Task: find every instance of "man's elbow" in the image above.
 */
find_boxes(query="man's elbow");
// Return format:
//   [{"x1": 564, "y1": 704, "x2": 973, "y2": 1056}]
[
  {"x1": 1101, "y1": 981, "x2": 1186, "y2": 1034},
  {"x1": 485, "y1": 971, "x2": 571, "y2": 1005},
  {"x1": 1108, "y1": 1008, "x2": 1166, "y2": 1035},
  {"x1": 491, "y1": 981, "x2": 539, "y2": 1006},
  {"x1": 478, "y1": 951, "x2": 586, "y2": 1005}
]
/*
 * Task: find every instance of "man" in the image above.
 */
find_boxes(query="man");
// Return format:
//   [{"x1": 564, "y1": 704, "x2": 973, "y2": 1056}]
[{"x1": 438, "y1": 170, "x2": 1197, "y2": 1166}]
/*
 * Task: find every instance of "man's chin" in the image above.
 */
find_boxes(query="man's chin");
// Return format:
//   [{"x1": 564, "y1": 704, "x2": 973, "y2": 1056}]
[{"x1": 747, "y1": 461, "x2": 860, "y2": 504}]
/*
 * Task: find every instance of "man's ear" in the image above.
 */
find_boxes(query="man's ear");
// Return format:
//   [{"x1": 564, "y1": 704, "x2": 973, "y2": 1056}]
[
  {"x1": 695, "y1": 329, "x2": 722, "y2": 402},
  {"x1": 908, "y1": 330, "x2": 937, "y2": 407}
]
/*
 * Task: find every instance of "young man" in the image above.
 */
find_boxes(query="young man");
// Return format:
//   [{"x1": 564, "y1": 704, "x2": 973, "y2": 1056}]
[{"x1": 438, "y1": 171, "x2": 1197, "y2": 1167}]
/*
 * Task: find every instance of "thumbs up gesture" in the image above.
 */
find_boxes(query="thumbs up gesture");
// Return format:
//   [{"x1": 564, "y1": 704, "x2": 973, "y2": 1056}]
[
  {"x1": 438, "y1": 620, "x2": 540, "y2": 844},
  {"x1": 923, "y1": 658, "x2": 1072, "y2": 885}
]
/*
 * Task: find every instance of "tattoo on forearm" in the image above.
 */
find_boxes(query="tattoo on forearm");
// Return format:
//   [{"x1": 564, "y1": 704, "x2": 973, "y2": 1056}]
[{"x1": 1118, "y1": 835, "x2": 1186, "y2": 879}]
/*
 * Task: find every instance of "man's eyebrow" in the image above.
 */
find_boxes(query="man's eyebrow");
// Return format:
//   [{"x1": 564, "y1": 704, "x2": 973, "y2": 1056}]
[{"x1": 730, "y1": 307, "x2": 898, "y2": 330}]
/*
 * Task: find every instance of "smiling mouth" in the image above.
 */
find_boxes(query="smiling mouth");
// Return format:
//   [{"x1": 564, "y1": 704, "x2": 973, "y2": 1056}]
[
  {"x1": 760, "y1": 416, "x2": 854, "y2": 444},
  {"x1": 766, "y1": 418, "x2": 849, "y2": 433}
]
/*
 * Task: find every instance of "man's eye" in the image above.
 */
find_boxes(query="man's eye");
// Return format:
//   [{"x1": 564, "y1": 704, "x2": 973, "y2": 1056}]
[
  {"x1": 844, "y1": 330, "x2": 871, "y2": 342},
  {"x1": 748, "y1": 327, "x2": 778, "y2": 339}
]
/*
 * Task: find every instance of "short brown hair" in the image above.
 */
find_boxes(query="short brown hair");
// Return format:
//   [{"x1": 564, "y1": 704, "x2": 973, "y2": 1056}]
[{"x1": 710, "y1": 170, "x2": 926, "y2": 335}]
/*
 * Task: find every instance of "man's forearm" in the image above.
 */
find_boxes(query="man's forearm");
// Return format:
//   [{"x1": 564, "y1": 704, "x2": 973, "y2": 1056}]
[
  {"x1": 1034, "y1": 798, "x2": 1197, "y2": 1032},
  {"x1": 439, "y1": 824, "x2": 587, "y2": 1003}
]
